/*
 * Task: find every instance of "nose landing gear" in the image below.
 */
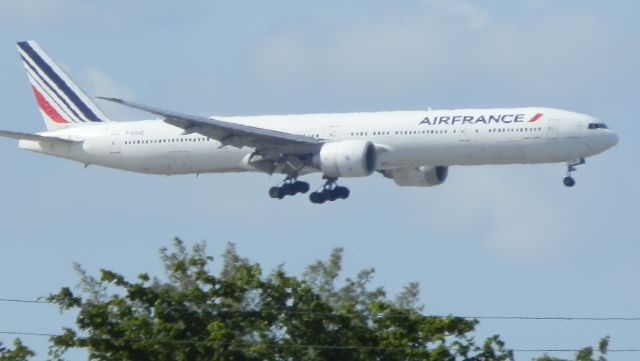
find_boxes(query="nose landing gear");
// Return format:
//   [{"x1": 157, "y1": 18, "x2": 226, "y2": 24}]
[
  {"x1": 563, "y1": 158, "x2": 585, "y2": 187},
  {"x1": 563, "y1": 176, "x2": 576, "y2": 187},
  {"x1": 309, "y1": 177, "x2": 350, "y2": 204}
]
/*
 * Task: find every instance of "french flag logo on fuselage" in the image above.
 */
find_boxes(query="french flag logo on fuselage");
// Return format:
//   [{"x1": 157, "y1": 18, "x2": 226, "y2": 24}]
[
  {"x1": 528, "y1": 113, "x2": 543, "y2": 122},
  {"x1": 16, "y1": 41, "x2": 110, "y2": 129}
]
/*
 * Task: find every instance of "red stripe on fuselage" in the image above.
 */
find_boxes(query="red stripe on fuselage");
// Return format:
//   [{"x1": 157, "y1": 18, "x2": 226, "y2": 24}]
[
  {"x1": 528, "y1": 113, "x2": 543, "y2": 122},
  {"x1": 31, "y1": 86, "x2": 69, "y2": 124}
]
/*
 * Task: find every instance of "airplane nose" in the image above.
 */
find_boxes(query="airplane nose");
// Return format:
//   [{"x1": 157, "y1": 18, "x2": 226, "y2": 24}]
[{"x1": 609, "y1": 131, "x2": 619, "y2": 147}]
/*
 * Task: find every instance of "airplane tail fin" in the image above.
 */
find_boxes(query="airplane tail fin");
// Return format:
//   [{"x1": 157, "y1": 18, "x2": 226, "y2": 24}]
[{"x1": 16, "y1": 41, "x2": 112, "y2": 131}]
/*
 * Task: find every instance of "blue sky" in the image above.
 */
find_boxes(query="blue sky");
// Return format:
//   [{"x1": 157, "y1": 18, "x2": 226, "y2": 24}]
[{"x1": 0, "y1": 1, "x2": 638, "y2": 359}]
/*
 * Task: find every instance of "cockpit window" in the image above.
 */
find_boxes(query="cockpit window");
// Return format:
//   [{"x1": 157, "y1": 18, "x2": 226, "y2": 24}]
[{"x1": 588, "y1": 123, "x2": 608, "y2": 129}]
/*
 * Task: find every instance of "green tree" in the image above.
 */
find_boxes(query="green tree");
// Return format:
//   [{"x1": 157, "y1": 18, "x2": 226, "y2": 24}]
[
  {"x1": 534, "y1": 337, "x2": 608, "y2": 361},
  {"x1": 8, "y1": 238, "x2": 610, "y2": 361},
  {"x1": 0, "y1": 339, "x2": 35, "y2": 361}
]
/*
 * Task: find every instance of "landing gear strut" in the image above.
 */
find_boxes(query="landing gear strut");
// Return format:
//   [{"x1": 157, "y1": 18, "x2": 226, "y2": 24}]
[
  {"x1": 269, "y1": 176, "x2": 310, "y2": 199},
  {"x1": 309, "y1": 177, "x2": 350, "y2": 204},
  {"x1": 563, "y1": 158, "x2": 585, "y2": 187}
]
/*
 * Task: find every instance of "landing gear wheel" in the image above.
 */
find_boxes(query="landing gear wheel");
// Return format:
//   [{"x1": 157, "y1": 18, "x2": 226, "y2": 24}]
[
  {"x1": 309, "y1": 177, "x2": 350, "y2": 204},
  {"x1": 563, "y1": 158, "x2": 584, "y2": 188},
  {"x1": 563, "y1": 176, "x2": 575, "y2": 187},
  {"x1": 293, "y1": 181, "x2": 310, "y2": 194},
  {"x1": 309, "y1": 192, "x2": 325, "y2": 204},
  {"x1": 281, "y1": 183, "x2": 294, "y2": 196},
  {"x1": 334, "y1": 186, "x2": 350, "y2": 199},
  {"x1": 269, "y1": 186, "x2": 282, "y2": 199},
  {"x1": 322, "y1": 188, "x2": 338, "y2": 202},
  {"x1": 269, "y1": 175, "x2": 310, "y2": 200}
]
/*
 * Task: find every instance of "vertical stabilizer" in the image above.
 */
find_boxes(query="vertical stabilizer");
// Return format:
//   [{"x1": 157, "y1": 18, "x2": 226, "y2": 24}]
[{"x1": 16, "y1": 41, "x2": 111, "y2": 131}]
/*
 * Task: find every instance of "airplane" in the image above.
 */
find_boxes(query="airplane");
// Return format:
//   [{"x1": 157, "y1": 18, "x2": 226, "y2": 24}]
[{"x1": 0, "y1": 41, "x2": 619, "y2": 204}]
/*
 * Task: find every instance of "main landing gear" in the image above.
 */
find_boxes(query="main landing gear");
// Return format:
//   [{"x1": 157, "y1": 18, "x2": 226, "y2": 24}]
[
  {"x1": 269, "y1": 177, "x2": 310, "y2": 199},
  {"x1": 269, "y1": 176, "x2": 350, "y2": 204},
  {"x1": 309, "y1": 177, "x2": 350, "y2": 204},
  {"x1": 563, "y1": 158, "x2": 585, "y2": 187}
]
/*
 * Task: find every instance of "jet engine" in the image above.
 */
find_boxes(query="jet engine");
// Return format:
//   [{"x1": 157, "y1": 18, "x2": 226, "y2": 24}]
[
  {"x1": 240, "y1": 153, "x2": 276, "y2": 173},
  {"x1": 313, "y1": 140, "x2": 377, "y2": 177},
  {"x1": 385, "y1": 166, "x2": 448, "y2": 187}
]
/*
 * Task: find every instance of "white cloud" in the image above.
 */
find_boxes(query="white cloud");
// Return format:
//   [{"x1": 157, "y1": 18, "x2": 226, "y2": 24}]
[
  {"x1": 482, "y1": 184, "x2": 570, "y2": 261},
  {"x1": 246, "y1": 11, "x2": 451, "y2": 109},
  {"x1": 244, "y1": 2, "x2": 624, "y2": 112},
  {"x1": 330, "y1": 19, "x2": 448, "y2": 87},
  {"x1": 81, "y1": 69, "x2": 137, "y2": 121},
  {"x1": 250, "y1": 34, "x2": 311, "y2": 87},
  {"x1": 82, "y1": 68, "x2": 134, "y2": 98},
  {"x1": 423, "y1": 0, "x2": 490, "y2": 30},
  {"x1": 384, "y1": 165, "x2": 578, "y2": 263},
  {"x1": 0, "y1": 0, "x2": 76, "y2": 24}
]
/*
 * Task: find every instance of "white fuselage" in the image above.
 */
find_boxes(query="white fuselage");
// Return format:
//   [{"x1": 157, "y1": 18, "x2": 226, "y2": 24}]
[{"x1": 18, "y1": 107, "x2": 618, "y2": 176}]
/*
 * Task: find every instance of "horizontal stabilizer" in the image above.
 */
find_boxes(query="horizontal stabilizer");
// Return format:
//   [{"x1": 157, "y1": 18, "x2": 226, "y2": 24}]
[{"x1": 0, "y1": 130, "x2": 80, "y2": 144}]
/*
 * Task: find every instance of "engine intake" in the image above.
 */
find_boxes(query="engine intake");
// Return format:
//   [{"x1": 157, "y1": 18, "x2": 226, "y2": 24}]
[{"x1": 313, "y1": 140, "x2": 377, "y2": 178}]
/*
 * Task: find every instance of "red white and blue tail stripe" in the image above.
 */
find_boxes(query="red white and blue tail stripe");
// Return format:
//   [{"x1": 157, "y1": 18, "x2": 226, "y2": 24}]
[{"x1": 17, "y1": 41, "x2": 111, "y2": 130}]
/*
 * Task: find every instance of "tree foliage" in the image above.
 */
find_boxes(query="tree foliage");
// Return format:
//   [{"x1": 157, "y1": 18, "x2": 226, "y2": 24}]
[
  {"x1": 534, "y1": 337, "x2": 608, "y2": 361},
  {"x1": 4, "y1": 239, "x2": 610, "y2": 361},
  {"x1": 0, "y1": 339, "x2": 35, "y2": 361}
]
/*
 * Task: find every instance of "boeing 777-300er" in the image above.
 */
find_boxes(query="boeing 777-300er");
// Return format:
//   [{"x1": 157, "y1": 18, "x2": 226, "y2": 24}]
[{"x1": 0, "y1": 41, "x2": 619, "y2": 204}]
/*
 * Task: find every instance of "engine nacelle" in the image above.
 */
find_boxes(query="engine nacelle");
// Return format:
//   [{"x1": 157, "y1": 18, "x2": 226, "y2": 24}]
[
  {"x1": 386, "y1": 166, "x2": 448, "y2": 187},
  {"x1": 239, "y1": 153, "x2": 276, "y2": 173},
  {"x1": 313, "y1": 140, "x2": 377, "y2": 178}
]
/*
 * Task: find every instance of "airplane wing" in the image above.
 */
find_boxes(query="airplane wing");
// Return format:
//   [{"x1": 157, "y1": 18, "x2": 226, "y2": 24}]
[
  {"x1": 0, "y1": 130, "x2": 80, "y2": 145},
  {"x1": 97, "y1": 97, "x2": 324, "y2": 155}
]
